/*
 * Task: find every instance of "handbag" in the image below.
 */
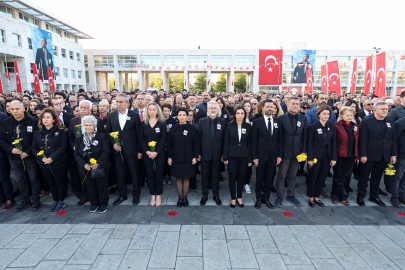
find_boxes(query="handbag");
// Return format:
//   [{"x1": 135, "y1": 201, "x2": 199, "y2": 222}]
[{"x1": 91, "y1": 166, "x2": 105, "y2": 179}]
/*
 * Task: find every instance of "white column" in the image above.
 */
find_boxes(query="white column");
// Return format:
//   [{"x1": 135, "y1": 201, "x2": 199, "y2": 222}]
[
  {"x1": 137, "y1": 70, "x2": 143, "y2": 90},
  {"x1": 114, "y1": 70, "x2": 120, "y2": 91},
  {"x1": 161, "y1": 69, "x2": 165, "y2": 90},
  {"x1": 229, "y1": 70, "x2": 234, "y2": 92},
  {"x1": 125, "y1": 73, "x2": 129, "y2": 92},
  {"x1": 96, "y1": 72, "x2": 101, "y2": 92},
  {"x1": 184, "y1": 70, "x2": 189, "y2": 91},
  {"x1": 165, "y1": 72, "x2": 169, "y2": 91},
  {"x1": 207, "y1": 70, "x2": 211, "y2": 91}
]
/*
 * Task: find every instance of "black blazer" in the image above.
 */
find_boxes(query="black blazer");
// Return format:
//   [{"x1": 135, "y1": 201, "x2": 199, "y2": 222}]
[
  {"x1": 251, "y1": 116, "x2": 282, "y2": 163},
  {"x1": 223, "y1": 122, "x2": 252, "y2": 162},
  {"x1": 32, "y1": 126, "x2": 67, "y2": 168},
  {"x1": 359, "y1": 110, "x2": 373, "y2": 120},
  {"x1": 105, "y1": 110, "x2": 141, "y2": 155},
  {"x1": 62, "y1": 112, "x2": 74, "y2": 130},
  {"x1": 167, "y1": 123, "x2": 199, "y2": 163},
  {"x1": 197, "y1": 117, "x2": 227, "y2": 162},
  {"x1": 307, "y1": 121, "x2": 337, "y2": 161},
  {"x1": 139, "y1": 121, "x2": 167, "y2": 154},
  {"x1": 359, "y1": 115, "x2": 397, "y2": 162},
  {"x1": 277, "y1": 113, "x2": 307, "y2": 159},
  {"x1": 74, "y1": 132, "x2": 110, "y2": 176},
  {"x1": 388, "y1": 105, "x2": 405, "y2": 122},
  {"x1": 68, "y1": 116, "x2": 105, "y2": 149}
]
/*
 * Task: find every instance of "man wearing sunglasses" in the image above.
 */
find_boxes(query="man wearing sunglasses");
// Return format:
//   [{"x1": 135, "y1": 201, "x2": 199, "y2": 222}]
[{"x1": 360, "y1": 100, "x2": 374, "y2": 119}]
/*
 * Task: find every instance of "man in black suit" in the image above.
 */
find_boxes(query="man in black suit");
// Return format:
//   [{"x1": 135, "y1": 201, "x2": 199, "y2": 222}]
[
  {"x1": 132, "y1": 94, "x2": 147, "y2": 187},
  {"x1": 54, "y1": 92, "x2": 72, "y2": 114},
  {"x1": 35, "y1": 37, "x2": 53, "y2": 81},
  {"x1": 359, "y1": 99, "x2": 374, "y2": 119},
  {"x1": 358, "y1": 101, "x2": 397, "y2": 207},
  {"x1": 293, "y1": 54, "x2": 312, "y2": 83},
  {"x1": 106, "y1": 93, "x2": 142, "y2": 206},
  {"x1": 327, "y1": 91, "x2": 338, "y2": 107},
  {"x1": 68, "y1": 100, "x2": 105, "y2": 206},
  {"x1": 275, "y1": 96, "x2": 307, "y2": 207},
  {"x1": 388, "y1": 91, "x2": 405, "y2": 122},
  {"x1": 252, "y1": 100, "x2": 283, "y2": 209},
  {"x1": 197, "y1": 101, "x2": 227, "y2": 206}
]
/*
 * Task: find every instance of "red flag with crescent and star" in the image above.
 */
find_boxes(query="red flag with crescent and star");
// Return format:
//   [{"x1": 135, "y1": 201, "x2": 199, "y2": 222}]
[
  {"x1": 306, "y1": 68, "x2": 313, "y2": 94},
  {"x1": 350, "y1": 58, "x2": 357, "y2": 93},
  {"x1": 321, "y1": 65, "x2": 328, "y2": 93},
  {"x1": 32, "y1": 64, "x2": 41, "y2": 93},
  {"x1": 48, "y1": 67, "x2": 55, "y2": 92},
  {"x1": 363, "y1": 56, "x2": 373, "y2": 95},
  {"x1": 6, "y1": 68, "x2": 10, "y2": 81},
  {"x1": 14, "y1": 61, "x2": 22, "y2": 93},
  {"x1": 375, "y1": 52, "x2": 386, "y2": 98},
  {"x1": 0, "y1": 75, "x2": 3, "y2": 94},
  {"x1": 327, "y1": 61, "x2": 341, "y2": 96},
  {"x1": 259, "y1": 50, "x2": 283, "y2": 85}
]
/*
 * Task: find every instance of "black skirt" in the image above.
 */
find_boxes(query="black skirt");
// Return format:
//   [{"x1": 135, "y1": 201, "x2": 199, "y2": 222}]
[{"x1": 171, "y1": 162, "x2": 196, "y2": 178}]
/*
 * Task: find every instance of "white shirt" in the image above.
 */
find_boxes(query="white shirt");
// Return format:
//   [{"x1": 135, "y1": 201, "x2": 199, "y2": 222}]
[
  {"x1": 119, "y1": 109, "x2": 128, "y2": 130},
  {"x1": 365, "y1": 110, "x2": 373, "y2": 116},
  {"x1": 58, "y1": 112, "x2": 64, "y2": 126},
  {"x1": 263, "y1": 115, "x2": 273, "y2": 135},
  {"x1": 138, "y1": 108, "x2": 146, "y2": 119},
  {"x1": 238, "y1": 128, "x2": 242, "y2": 142}
]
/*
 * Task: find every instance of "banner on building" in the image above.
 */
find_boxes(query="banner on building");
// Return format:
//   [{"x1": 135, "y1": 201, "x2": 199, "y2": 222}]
[
  {"x1": 30, "y1": 25, "x2": 54, "y2": 81},
  {"x1": 364, "y1": 56, "x2": 373, "y2": 95},
  {"x1": 375, "y1": 52, "x2": 386, "y2": 98},
  {"x1": 258, "y1": 50, "x2": 283, "y2": 85},
  {"x1": 327, "y1": 61, "x2": 341, "y2": 96},
  {"x1": 306, "y1": 68, "x2": 313, "y2": 93},
  {"x1": 350, "y1": 58, "x2": 357, "y2": 93},
  {"x1": 292, "y1": 50, "x2": 316, "y2": 83},
  {"x1": 321, "y1": 65, "x2": 328, "y2": 93}
]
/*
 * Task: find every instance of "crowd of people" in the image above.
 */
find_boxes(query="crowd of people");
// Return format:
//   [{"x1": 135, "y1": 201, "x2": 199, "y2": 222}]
[{"x1": 0, "y1": 87, "x2": 403, "y2": 214}]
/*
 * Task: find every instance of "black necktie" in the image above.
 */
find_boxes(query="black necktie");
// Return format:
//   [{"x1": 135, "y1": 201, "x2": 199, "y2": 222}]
[
  {"x1": 211, "y1": 119, "x2": 215, "y2": 139},
  {"x1": 268, "y1": 118, "x2": 272, "y2": 136},
  {"x1": 291, "y1": 115, "x2": 297, "y2": 134}
]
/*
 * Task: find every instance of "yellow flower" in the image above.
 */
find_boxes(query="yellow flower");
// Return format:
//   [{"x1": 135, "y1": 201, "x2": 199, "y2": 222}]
[
  {"x1": 296, "y1": 154, "x2": 307, "y2": 162},
  {"x1": 75, "y1": 124, "x2": 82, "y2": 128},
  {"x1": 37, "y1": 150, "x2": 44, "y2": 156},
  {"x1": 313, "y1": 158, "x2": 318, "y2": 164},
  {"x1": 12, "y1": 139, "x2": 21, "y2": 145},
  {"x1": 90, "y1": 158, "x2": 97, "y2": 164},
  {"x1": 110, "y1": 132, "x2": 119, "y2": 139},
  {"x1": 148, "y1": 141, "x2": 157, "y2": 147}
]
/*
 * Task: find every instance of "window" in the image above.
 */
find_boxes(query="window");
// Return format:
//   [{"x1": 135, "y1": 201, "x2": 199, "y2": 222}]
[
  {"x1": 64, "y1": 32, "x2": 75, "y2": 40},
  {"x1": 79, "y1": 85, "x2": 84, "y2": 90},
  {"x1": 283, "y1": 56, "x2": 293, "y2": 69},
  {"x1": 12, "y1": 33, "x2": 21, "y2": 47},
  {"x1": 46, "y1": 24, "x2": 61, "y2": 36},
  {"x1": 398, "y1": 72, "x2": 405, "y2": 84},
  {"x1": 0, "y1": 30, "x2": 5, "y2": 43},
  {"x1": 314, "y1": 71, "x2": 321, "y2": 84},
  {"x1": 54, "y1": 67, "x2": 60, "y2": 77},
  {"x1": 387, "y1": 56, "x2": 396, "y2": 69},
  {"x1": 85, "y1": 71, "x2": 90, "y2": 83},
  {"x1": 27, "y1": 38, "x2": 32, "y2": 50},
  {"x1": 71, "y1": 70, "x2": 75, "y2": 78},
  {"x1": 61, "y1": 48, "x2": 66, "y2": 58},
  {"x1": 340, "y1": 72, "x2": 349, "y2": 84},
  {"x1": 53, "y1": 46, "x2": 58, "y2": 56},
  {"x1": 399, "y1": 59, "x2": 405, "y2": 69},
  {"x1": 329, "y1": 56, "x2": 350, "y2": 68},
  {"x1": 4, "y1": 62, "x2": 15, "y2": 73},
  {"x1": 69, "y1": 51, "x2": 74, "y2": 60},
  {"x1": 314, "y1": 56, "x2": 327, "y2": 69},
  {"x1": 355, "y1": 57, "x2": 368, "y2": 70},
  {"x1": 30, "y1": 63, "x2": 34, "y2": 74},
  {"x1": 386, "y1": 72, "x2": 394, "y2": 84},
  {"x1": 117, "y1": 55, "x2": 137, "y2": 68},
  {"x1": 356, "y1": 72, "x2": 365, "y2": 84},
  {"x1": 18, "y1": 12, "x2": 39, "y2": 26},
  {"x1": 140, "y1": 56, "x2": 161, "y2": 68},
  {"x1": 77, "y1": 53, "x2": 80, "y2": 62},
  {"x1": 187, "y1": 56, "x2": 208, "y2": 67},
  {"x1": 78, "y1": 71, "x2": 82, "y2": 79},
  {"x1": 56, "y1": 84, "x2": 62, "y2": 91},
  {"x1": 63, "y1": 68, "x2": 68, "y2": 78},
  {"x1": 282, "y1": 72, "x2": 292, "y2": 83},
  {"x1": 84, "y1": 55, "x2": 88, "y2": 68},
  {"x1": 234, "y1": 56, "x2": 255, "y2": 68},
  {"x1": 211, "y1": 56, "x2": 231, "y2": 67},
  {"x1": 163, "y1": 56, "x2": 184, "y2": 67},
  {"x1": 0, "y1": 4, "x2": 13, "y2": 17},
  {"x1": 64, "y1": 84, "x2": 70, "y2": 91},
  {"x1": 94, "y1": 55, "x2": 114, "y2": 68},
  {"x1": 72, "y1": 85, "x2": 77, "y2": 92}
]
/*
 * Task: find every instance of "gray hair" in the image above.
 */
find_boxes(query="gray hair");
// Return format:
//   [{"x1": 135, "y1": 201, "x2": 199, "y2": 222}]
[
  {"x1": 287, "y1": 96, "x2": 300, "y2": 103},
  {"x1": 374, "y1": 101, "x2": 387, "y2": 110},
  {"x1": 10, "y1": 100, "x2": 24, "y2": 107},
  {"x1": 117, "y1": 93, "x2": 129, "y2": 102},
  {"x1": 82, "y1": 115, "x2": 97, "y2": 127},
  {"x1": 206, "y1": 100, "x2": 221, "y2": 117},
  {"x1": 386, "y1": 99, "x2": 394, "y2": 104},
  {"x1": 79, "y1": 100, "x2": 92, "y2": 108},
  {"x1": 69, "y1": 96, "x2": 77, "y2": 101}
]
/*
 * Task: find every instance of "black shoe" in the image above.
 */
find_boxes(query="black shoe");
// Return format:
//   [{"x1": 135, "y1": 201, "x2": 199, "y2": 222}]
[
  {"x1": 230, "y1": 200, "x2": 236, "y2": 208},
  {"x1": 12, "y1": 189, "x2": 21, "y2": 198},
  {"x1": 357, "y1": 198, "x2": 365, "y2": 207},
  {"x1": 314, "y1": 200, "x2": 325, "y2": 207},
  {"x1": 236, "y1": 199, "x2": 244, "y2": 208},
  {"x1": 297, "y1": 170, "x2": 303, "y2": 177},
  {"x1": 108, "y1": 186, "x2": 118, "y2": 194},
  {"x1": 75, "y1": 192, "x2": 81, "y2": 200},
  {"x1": 379, "y1": 188, "x2": 388, "y2": 196},
  {"x1": 271, "y1": 185, "x2": 277, "y2": 193},
  {"x1": 200, "y1": 195, "x2": 208, "y2": 206},
  {"x1": 15, "y1": 201, "x2": 32, "y2": 212},
  {"x1": 261, "y1": 199, "x2": 274, "y2": 209},
  {"x1": 400, "y1": 197, "x2": 405, "y2": 204},
  {"x1": 255, "y1": 200, "x2": 261, "y2": 209},
  {"x1": 113, "y1": 196, "x2": 127, "y2": 206},
  {"x1": 219, "y1": 175, "x2": 224, "y2": 182},
  {"x1": 327, "y1": 171, "x2": 332, "y2": 177},
  {"x1": 391, "y1": 198, "x2": 401, "y2": 208},
  {"x1": 183, "y1": 200, "x2": 189, "y2": 207},
  {"x1": 177, "y1": 199, "x2": 183, "y2": 207},
  {"x1": 132, "y1": 196, "x2": 140, "y2": 205},
  {"x1": 90, "y1": 205, "x2": 99, "y2": 213},
  {"x1": 31, "y1": 200, "x2": 41, "y2": 211},
  {"x1": 369, "y1": 197, "x2": 386, "y2": 206},
  {"x1": 308, "y1": 199, "x2": 316, "y2": 208},
  {"x1": 99, "y1": 205, "x2": 108, "y2": 213},
  {"x1": 348, "y1": 187, "x2": 353, "y2": 192},
  {"x1": 213, "y1": 196, "x2": 222, "y2": 206}
]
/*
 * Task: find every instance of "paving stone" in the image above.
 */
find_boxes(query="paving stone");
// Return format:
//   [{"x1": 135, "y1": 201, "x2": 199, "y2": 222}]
[
  {"x1": 287, "y1": 265, "x2": 316, "y2": 270},
  {"x1": 0, "y1": 248, "x2": 25, "y2": 270},
  {"x1": 5, "y1": 268, "x2": 34, "y2": 270},
  {"x1": 110, "y1": 224, "x2": 138, "y2": 239},
  {"x1": 392, "y1": 260, "x2": 405, "y2": 269},
  {"x1": 246, "y1": 225, "x2": 278, "y2": 254},
  {"x1": 0, "y1": 224, "x2": 10, "y2": 232},
  {"x1": 24, "y1": 224, "x2": 53, "y2": 234},
  {"x1": 41, "y1": 224, "x2": 75, "y2": 238},
  {"x1": 0, "y1": 224, "x2": 31, "y2": 246},
  {"x1": 354, "y1": 226, "x2": 405, "y2": 260},
  {"x1": 177, "y1": 225, "x2": 202, "y2": 257},
  {"x1": 30, "y1": 207, "x2": 85, "y2": 224},
  {"x1": 191, "y1": 206, "x2": 233, "y2": 225},
  {"x1": 332, "y1": 225, "x2": 369, "y2": 244},
  {"x1": 379, "y1": 226, "x2": 405, "y2": 249},
  {"x1": 227, "y1": 239, "x2": 259, "y2": 269},
  {"x1": 150, "y1": 206, "x2": 193, "y2": 225},
  {"x1": 224, "y1": 225, "x2": 249, "y2": 239},
  {"x1": 159, "y1": 225, "x2": 181, "y2": 232},
  {"x1": 267, "y1": 226, "x2": 298, "y2": 244},
  {"x1": 62, "y1": 265, "x2": 91, "y2": 270},
  {"x1": 350, "y1": 243, "x2": 399, "y2": 269},
  {"x1": 203, "y1": 240, "x2": 231, "y2": 270},
  {"x1": 231, "y1": 206, "x2": 274, "y2": 225},
  {"x1": 311, "y1": 259, "x2": 344, "y2": 270},
  {"x1": 175, "y1": 257, "x2": 203, "y2": 270},
  {"x1": 33, "y1": 260, "x2": 66, "y2": 270},
  {"x1": 302, "y1": 206, "x2": 355, "y2": 225},
  {"x1": 373, "y1": 206, "x2": 405, "y2": 225},
  {"x1": 90, "y1": 255, "x2": 123, "y2": 270},
  {"x1": 268, "y1": 207, "x2": 318, "y2": 225},
  {"x1": 8, "y1": 238, "x2": 59, "y2": 268},
  {"x1": 128, "y1": 225, "x2": 158, "y2": 250},
  {"x1": 94, "y1": 224, "x2": 117, "y2": 229},
  {"x1": 69, "y1": 206, "x2": 118, "y2": 224},
  {"x1": 67, "y1": 228, "x2": 113, "y2": 265},
  {"x1": 101, "y1": 239, "x2": 131, "y2": 255},
  {"x1": 45, "y1": 234, "x2": 86, "y2": 261},
  {"x1": 68, "y1": 224, "x2": 95, "y2": 234},
  {"x1": 6, "y1": 233, "x2": 42, "y2": 249},
  {"x1": 110, "y1": 206, "x2": 155, "y2": 224},
  {"x1": 329, "y1": 247, "x2": 372, "y2": 270},
  {"x1": 310, "y1": 225, "x2": 349, "y2": 248},
  {"x1": 148, "y1": 232, "x2": 179, "y2": 269},
  {"x1": 256, "y1": 254, "x2": 288, "y2": 270},
  {"x1": 340, "y1": 207, "x2": 398, "y2": 225},
  {"x1": 118, "y1": 250, "x2": 151, "y2": 270},
  {"x1": 290, "y1": 225, "x2": 333, "y2": 258},
  {"x1": 202, "y1": 225, "x2": 225, "y2": 240}
]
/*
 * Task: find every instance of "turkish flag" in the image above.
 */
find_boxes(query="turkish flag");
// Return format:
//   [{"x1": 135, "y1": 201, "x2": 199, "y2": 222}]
[
  {"x1": 182, "y1": 66, "x2": 185, "y2": 70},
  {"x1": 195, "y1": 65, "x2": 198, "y2": 69},
  {"x1": 138, "y1": 64, "x2": 141, "y2": 68},
  {"x1": 145, "y1": 65, "x2": 149, "y2": 69},
  {"x1": 184, "y1": 80, "x2": 186, "y2": 86},
  {"x1": 259, "y1": 49, "x2": 283, "y2": 85},
  {"x1": 207, "y1": 79, "x2": 210, "y2": 85},
  {"x1": 47, "y1": 67, "x2": 55, "y2": 92},
  {"x1": 350, "y1": 58, "x2": 357, "y2": 93},
  {"x1": 14, "y1": 61, "x2": 22, "y2": 93},
  {"x1": 152, "y1": 66, "x2": 155, "y2": 70},
  {"x1": 321, "y1": 65, "x2": 328, "y2": 93},
  {"x1": 306, "y1": 68, "x2": 313, "y2": 94},
  {"x1": 6, "y1": 69, "x2": 10, "y2": 80},
  {"x1": 364, "y1": 55, "x2": 373, "y2": 95},
  {"x1": 159, "y1": 66, "x2": 162, "y2": 70},
  {"x1": 327, "y1": 61, "x2": 341, "y2": 96},
  {"x1": 0, "y1": 75, "x2": 3, "y2": 94},
  {"x1": 375, "y1": 52, "x2": 386, "y2": 98},
  {"x1": 400, "y1": 55, "x2": 405, "y2": 60},
  {"x1": 32, "y1": 64, "x2": 41, "y2": 93}
]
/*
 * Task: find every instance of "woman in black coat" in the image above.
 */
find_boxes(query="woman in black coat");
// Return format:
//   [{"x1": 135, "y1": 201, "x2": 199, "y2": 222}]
[
  {"x1": 306, "y1": 105, "x2": 337, "y2": 207},
  {"x1": 74, "y1": 115, "x2": 110, "y2": 214},
  {"x1": 167, "y1": 108, "x2": 199, "y2": 207},
  {"x1": 223, "y1": 106, "x2": 252, "y2": 208},
  {"x1": 32, "y1": 108, "x2": 67, "y2": 212},
  {"x1": 162, "y1": 103, "x2": 177, "y2": 185},
  {"x1": 187, "y1": 109, "x2": 199, "y2": 194}
]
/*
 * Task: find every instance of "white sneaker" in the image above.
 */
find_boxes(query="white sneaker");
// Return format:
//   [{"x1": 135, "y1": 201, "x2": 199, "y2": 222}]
[{"x1": 245, "y1": 184, "x2": 251, "y2": 194}]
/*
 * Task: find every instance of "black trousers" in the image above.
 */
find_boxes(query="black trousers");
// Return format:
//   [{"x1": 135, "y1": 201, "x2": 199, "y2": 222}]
[
  {"x1": 143, "y1": 153, "x2": 165, "y2": 195},
  {"x1": 85, "y1": 167, "x2": 109, "y2": 207},
  {"x1": 255, "y1": 157, "x2": 277, "y2": 201},
  {"x1": 190, "y1": 163, "x2": 198, "y2": 190},
  {"x1": 0, "y1": 157, "x2": 13, "y2": 201},
  {"x1": 306, "y1": 157, "x2": 331, "y2": 198},
  {"x1": 107, "y1": 151, "x2": 117, "y2": 187},
  {"x1": 332, "y1": 156, "x2": 355, "y2": 201},
  {"x1": 67, "y1": 150, "x2": 81, "y2": 195},
  {"x1": 201, "y1": 159, "x2": 220, "y2": 196},
  {"x1": 39, "y1": 169, "x2": 49, "y2": 192},
  {"x1": 358, "y1": 159, "x2": 388, "y2": 199},
  {"x1": 245, "y1": 165, "x2": 252, "y2": 185},
  {"x1": 77, "y1": 164, "x2": 89, "y2": 200},
  {"x1": 41, "y1": 166, "x2": 66, "y2": 202},
  {"x1": 135, "y1": 158, "x2": 147, "y2": 187},
  {"x1": 114, "y1": 153, "x2": 140, "y2": 197},
  {"x1": 228, "y1": 156, "x2": 248, "y2": 199},
  {"x1": 10, "y1": 159, "x2": 40, "y2": 203}
]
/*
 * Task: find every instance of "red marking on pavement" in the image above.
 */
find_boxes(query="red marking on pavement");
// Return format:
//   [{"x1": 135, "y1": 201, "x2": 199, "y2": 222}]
[
  {"x1": 56, "y1": 210, "x2": 67, "y2": 215},
  {"x1": 168, "y1": 211, "x2": 177, "y2": 216},
  {"x1": 398, "y1": 212, "x2": 405, "y2": 216},
  {"x1": 283, "y1": 212, "x2": 293, "y2": 217}
]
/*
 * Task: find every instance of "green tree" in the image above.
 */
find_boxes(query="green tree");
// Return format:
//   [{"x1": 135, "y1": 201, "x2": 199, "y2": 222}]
[
  {"x1": 109, "y1": 78, "x2": 115, "y2": 90},
  {"x1": 234, "y1": 73, "x2": 246, "y2": 92},
  {"x1": 175, "y1": 73, "x2": 185, "y2": 91},
  {"x1": 194, "y1": 73, "x2": 206, "y2": 92},
  {"x1": 215, "y1": 73, "x2": 227, "y2": 92},
  {"x1": 153, "y1": 74, "x2": 162, "y2": 89}
]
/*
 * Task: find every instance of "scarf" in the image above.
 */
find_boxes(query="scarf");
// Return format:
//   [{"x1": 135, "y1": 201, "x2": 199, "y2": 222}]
[{"x1": 83, "y1": 131, "x2": 96, "y2": 152}]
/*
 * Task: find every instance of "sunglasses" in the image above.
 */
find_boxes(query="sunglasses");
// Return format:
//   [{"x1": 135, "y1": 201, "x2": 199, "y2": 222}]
[
  {"x1": 302, "y1": 107, "x2": 310, "y2": 110},
  {"x1": 366, "y1": 103, "x2": 374, "y2": 106}
]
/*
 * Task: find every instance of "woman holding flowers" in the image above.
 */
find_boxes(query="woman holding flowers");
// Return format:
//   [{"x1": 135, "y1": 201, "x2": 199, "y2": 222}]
[
  {"x1": 139, "y1": 102, "x2": 167, "y2": 207},
  {"x1": 32, "y1": 108, "x2": 67, "y2": 212},
  {"x1": 306, "y1": 105, "x2": 337, "y2": 207},
  {"x1": 74, "y1": 115, "x2": 110, "y2": 213}
]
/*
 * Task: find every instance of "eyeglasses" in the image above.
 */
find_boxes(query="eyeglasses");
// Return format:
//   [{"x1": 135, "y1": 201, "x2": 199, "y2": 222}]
[
  {"x1": 366, "y1": 103, "x2": 374, "y2": 106},
  {"x1": 303, "y1": 107, "x2": 310, "y2": 110}
]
